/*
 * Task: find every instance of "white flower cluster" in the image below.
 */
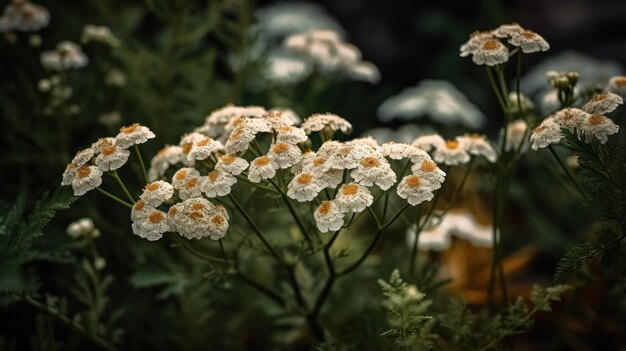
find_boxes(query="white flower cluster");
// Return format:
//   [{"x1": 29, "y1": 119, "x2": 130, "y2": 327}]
[
  {"x1": 413, "y1": 133, "x2": 497, "y2": 165},
  {"x1": 61, "y1": 124, "x2": 155, "y2": 196},
  {"x1": 460, "y1": 23, "x2": 549, "y2": 66},
  {"x1": 66, "y1": 218, "x2": 100, "y2": 239},
  {"x1": 0, "y1": 0, "x2": 49, "y2": 33},
  {"x1": 283, "y1": 29, "x2": 380, "y2": 83},
  {"x1": 40, "y1": 41, "x2": 89, "y2": 72},
  {"x1": 406, "y1": 210, "x2": 492, "y2": 251},
  {"x1": 530, "y1": 92, "x2": 622, "y2": 150}
]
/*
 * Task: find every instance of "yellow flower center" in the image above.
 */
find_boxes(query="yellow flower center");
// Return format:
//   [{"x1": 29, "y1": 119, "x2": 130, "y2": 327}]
[
  {"x1": 208, "y1": 170, "x2": 220, "y2": 182},
  {"x1": 588, "y1": 115, "x2": 605, "y2": 125},
  {"x1": 76, "y1": 165, "x2": 91, "y2": 178},
  {"x1": 591, "y1": 93, "x2": 608, "y2": 102},
  {"x1": 174, "y1": 170, "x2": 188, "y2": 180},
  {"x1": 318, "y1": 201, "x2": 333, "y2": 216},
  {"x1": 253, "y1": 156, "x2": 271, "y2": 166},
  {"x1": 483, "y1": 40, "x2": 498, "y2": 50},
  {"x1": 197, "y1": 138, "x2": 212, "y2": 147},
  {"x1": 211, "y1": 215, "x2": 225, "y2": 226},
  {"x1": 182, "y1": 143, "x2": 192, "y2": 154},
  {"x1": 146, "y1": 183, "x2": 160, "y2": 191},
  {"x1": 614, "y1": 77, "x2": 626, "y2": 87},
  {"x1": 296, "y1": 173, "x2": 313, "y2": 185},
  {"x1": 148, "y1": 212, "x2": 164, "y2": 224},
  {"x1": 191, "y1": 203, "x2": 205, "y2": 211},
  {"x1": 360, "y1": 156, "x2": 380, "y2": 168},
  {"x1": 101, "y1": 146, "x2": 116, "y2": 155},
  {"x1": 272, "y1": 143, "x2": 289, "y2": 154},
  {"x1": 521, "y1": 30, "x2": 536, "y2": 39},
  {"x1": 120, "y1": 123, "x2": 140, "y2": 134},
  {"x1": 221, "y1": 155, "x2": 236, "y2": 164},
  {"x1": 405, "y1": 175, "x2": 421, "y2": 188},
  {"x1": 278, "y1": 126, "x2": 292, "y2": 132},
  {"x1": 184, "y1": 178, "x2": 199, "y2": 189},
  {"x1": 421, "y1": 160, "x2": 436, "y2": 172},
  {"x1": 446, "y1": 140, "x2": 459, "y2": 150},
  {"x1": 188, "y1": 211, "x2": 204, "y2": 220},
  {"x1": 133, "y1": 200, "x2": 145, "y2": 211},
  {"x1": 312, "y1": 157, "x2": 327, "y2": 166},
  {"x1": 168, "y1": 207, "x2": 177, "y2": 216},
  {"x1": 341, "y1": 184, "x2": 359, "y2": 196}
]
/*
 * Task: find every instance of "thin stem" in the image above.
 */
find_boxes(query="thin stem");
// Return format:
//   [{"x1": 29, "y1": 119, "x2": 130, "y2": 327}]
[
  {"x1": 488, "y1": 176, "x2": 501, "y2": 314},
  {"x1": 442, "y1": 157, "x2": 475, "y2": 215},
  {"x1": 235, "y1": 270, "x2": 286, "y2": 308},
  {"x1": 218, "y1": 239, "x2": 228, "y2": 262},
  {"x1": 409, "y1": 191, "x2": 442, "y2": 275},
  {"x1": 516, "y1": 52, "x2": 523, "y2": 115},
  {"x1": 171, "y1": 234, "x2": 227, "y2": 264},
  {"x1": 486, "y1": 66, "x2": 508, "y2": 113},
  {"x1": 111, "y1": 171, "x2": 135, "y2": 204},
  {"x1": 496, "y1": 66, "x2": 509, "y2": 103},
  {"x1": 19, "y1": 294, "x2": 117, "y2": 351},
  {"x1": 227, "y1": 194, "x2": 282, "y2": 261},
  {"x1": 308, "y1": 229, "x2": 341, "y2": 338},
  {"x1": 133, "y1": 145, "x2": 149, "y2": 184},
  {"x1": 96, "y1": 188, "x2": 132, "y2": 209},
  {"x1": 547, "y1": 145, "x2": 586, "y2": 197},
  {"x1": 267, "y1": 179, "x2": 314, "y2": 251}
]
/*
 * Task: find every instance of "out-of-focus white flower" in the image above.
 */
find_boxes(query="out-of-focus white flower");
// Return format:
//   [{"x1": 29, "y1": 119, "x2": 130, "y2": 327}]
[
  {"x1": 186, "y1": 136, "x2": 223, "y2": 161},
  {"x1": 81, "y1": 24, "x2": 120, "y2": 47},
  {"x1": 406, "y1": 221, "x2": 451, "y2": 251},
  {"x1": 507, "y1": 91, "x2": 535, "y2": 113},
  {"x1": 433, "y1": 139, "x2": 470, "y2": 166},
  {"x1": 0, "y1": 0, "x2": 50, "y2": 32},
  {"x1": 28, "y1": 34, "x2": 40, "y2": 47},
  {"x1": 131, "y1": 209, "x2": 169, "y2": 241},
  {"x1": 148, "y1": 145, "x2": 187, "y2": 181},
  {"x1": 248, "y1": 155, "x2": 276, "y2": 183},
  {"x1": 553, "y1": 107, "x2": 588, "y2": 131},
  {"x1": 334, "y1": 183, "x2": 373, "y2": 213},
  {"x1": 105, "y1": 69, "x2": 127, "y2": 87},
  {"x1": 364, "y1": 124, "x2": 422, "y2": 144},
  {"x1": 443, "y1": 211, "x2": 492, "y2": 247},
  {"x1": 378, "y1": 80, "x2": 486, "y2": 129},
  {"x1": 98, "y1": 111, "x2": 122, "y2": 126},
  {"x1": 37, "y1": 78, "x2": 51, "y2": 92},
  {"x1": 202, "y1": 170, "x2": 237, "y2": 198},
  {"x1": 314, "y1": 200, "x2": 344, "y2": 233},
  {"x1": 350, "y1": 156, "x2": 396, "y2": 190},
  {"x1": 71, "y1": 165, "x2": 103, "y2": 196},
  {"x1": 508, "y1": 29, "x2": 549, "y2": 53},
  {"x1": 66, "y1": 218, "x2": 95, "y2": 238},
  {"x1": 581, "y1": 92, "x2": 623, "y2": 115},
  {"x1": 40, "y1": 41, "x2": 89, "y2": 72},
  {"x1": 579, "y1": 114, "x2": 619, "y2": 144},
  {"x1": 607, "y1": 76, "x2": 626, "y2": 97},
  {"x1": 268, "y1": 142, "x2": 302, "y2": 169},
  {"x1": 95, "y1": 144, "x2": 130, "y2": 172},
  {"x1": 301, "y1": 113, "x2": 353, "y2": 135},
  {"x1": 503, "y1": 119, "x2": 529, "y2": 152},
  {"x1": 530, "y1": 117, "x2": 563, "y2": 150},
  {"x1": 115, "y1": 123, "x2": 155, "y2": 149},
  {"x1": 215, "y1": 154, "x2": 248, "y2": 175},
  {"x1": 456, "y1": 134, "x2": 497, "y2": 162},
  {"x1": 269, "y1": 108, "x2": 301, "y2": 125},
  {"x1": 262, "y1": 50, "x2": 312, "y2": 85},
  {"x1": 140, "y1": 181, "x2": 174, "y2": 207},
  {"x1": 345, "y1": 61, "x2": 381, "y2": 84},
  {"x1": 397, "y1": 174, "x2": 435, "y2": 206},
  {"x1": 94, "y1": 257, "x2": 106, "y2": 270},
  {"x1": 287, "y1": 172, "x2": 323, "y2": 202}
]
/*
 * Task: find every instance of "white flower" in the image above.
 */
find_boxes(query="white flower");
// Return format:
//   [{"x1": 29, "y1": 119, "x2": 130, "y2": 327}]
[
  {"x1": 324, "y1": 142, "x2": 378, "y2": 171},
  {"x1": 581, "y1": 92, "x2": 623, "y2": 115},
  {"x1": 131, "y1": 209, "x2": 169, "y2": 241},
  {"x1": 508, "y1": 29, "x2": 549, "y2": 53},
  {"x1": 172, "y1": 168, "x2": 203, "y2": 200},
  {"x1": 202, "y1": 170, "x2": 237, "y2": 198},
  {"x1": 140, "y1": 181, "x2": 174, "y2": 207},
  {"x1": 334, "y1": 183, "x2": 373, "y2": 213},
  {"x1": 412, "y1": 134, "x2": 445, "y2": 152},
  {"x1": 443, "y1": 211, "x2": 493, "y2": 247},
  {"x1": 314, "y1": 200, "x2": 345, "y2": 233},
  {"x1": 350, "y1": 156, "x2": 396, "y2": 190},
  {"x1": 105, "y1": 69, "x2": 126, "y2": 87},
  {"x1": 224, "y1": 118, "x2": 272, "y2": 154},
  {"x1": 81, "y1": 24, "x2": 120, "y2": 47},
  {"x1": 579, "y1": 114, "x2": 619, "y2": 144},
  {"x1": 459, "y1": 31, "x2": 493, "y2": 57},
  {"x1": 66, "y1": 218, "x2": 95, "y2": 238},
  {"x1": 268, "y1": 142, "x2": 302, "y2": 169},
  {"x1": 0, "y1": 0, "x2": 50, "y2": 32},
  {"x1": 262, "y1": 51, "x2": 312, "y2": 85},
  {"x1": 607, "y1": 76, "x2": 626, "y2": 97},
  {"x1": 40, "y1": 41, "x2": 88, "y2": 71},
  {"x1": 301, "y1": 113, "x2": 352, "y2": 135},
  {"x1": 115, "y1": 123, "x2": 155, "y2": 149},
  {"x1": 553, "y1": 108, "x2": 588, "y2": 131},
  {"x1": 317, "y1": 140, "x2": 343, "y2": 157},
  {"x1": 170, "y1": 198, "x2": 229, "y2": 240},
  {"x1": 504, "y1": 119, "x2": 529, "y2": 152},
  {"x1": 377, "y1": 80, "x2": 486, "y2": 129},
  {"x1": 302, "y1": 155, "x2": 343, "y2": 189},
  {"x1": 95, "y1": 145, "x2": 130, "y2": 171},
  {"x1": 71, "y1": 148, "x2": 95, "y2": 167},
  {"x1": 346, "y1": 61, "x2": 381, "y2": 83},
  {"x1": 275, "y1": 125, "x2": 308, "y2": 144},
  {"x1": 186, "y1": 136, "x2": 223, "y2": 161},
  {"x1": 471, "y1": 38, "x2": 509, "y2": 66},
  {"x1": 287, "y1": 173, "x2": 323, "y2": 202},
  {"x1": 269, "y1": 108, "x2": 301, "y2": 125},
  {"x1": 215, "y1": 154, "x2": 249, "y2": 175},
  {"x1": 493, "y1": 23, "x2": 524, "y2": 38},
  {"x1": 131, "y1": 200, "x2": 150, "y2": 222},
  {"x1": 397, "y1": 175, "x2": 435, "y2": 206},
  {"x1": 198, "y1": 105, "x2": 268, "y2": 138},
  {"x1": 530, "y1": 117, "x2": 563, "y2": 150},
  {"x1": 433, "y1": 140, "x2": 470, "y2": 166},
  {"x1": 147, "y1": 145, "x2": 187, "y2": 181},
  {"x1": 71, "y1": 165, "x2": 103, "y2": 196},
  {"x1": 456, "y1": 134, "x2": 497, "y2": 162},
  {"x1": 406, "y1": 222, "x2": 451, "y2": 251},
  {"x1": 61, "y1": 163, "x2": 78, "y2": 186},
  {"x1": 248, "y1": 156, "x2": 277, "y2": 183},
  {"x1": 411, "y1": 159, "x2": 446, "y2": 186}
]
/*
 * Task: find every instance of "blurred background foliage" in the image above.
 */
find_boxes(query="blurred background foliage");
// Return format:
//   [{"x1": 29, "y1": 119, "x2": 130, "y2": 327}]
[{"x1": 1, "y1": 0, "x2": 625, "y2": 350}]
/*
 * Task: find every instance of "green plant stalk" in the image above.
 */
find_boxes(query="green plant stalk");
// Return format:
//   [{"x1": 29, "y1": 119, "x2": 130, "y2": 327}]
[
  {"x1": 19, "y1": 294, "x2": 117, "y2": 351},
  {"x1": 171, "y1": 234, "x2": 227, "y2": 264},
  {"x1": 110, "y1": 171, "x2": 135, "y2": 204},
  {"x1": 486, "y1": 66, "x2": 508, "y2": 113},
  {"x1": 96, "y1": 188, "x2": 133, "y2": 209},
  {"x1": 133, "y1": 145, "x2": 149, "y2": 184},
  {"x1": 267, "y1": 178, "x2": 315, "y2": 251},
  {"x1": 547, "y1": 145, "x2": 586, "y2": 197},
  {"x1": 516, "y1": 53, "x2": 523, "y2": 115},
  {"x1": 409, "y1": 190, "x2": 442, "y2": 275}
]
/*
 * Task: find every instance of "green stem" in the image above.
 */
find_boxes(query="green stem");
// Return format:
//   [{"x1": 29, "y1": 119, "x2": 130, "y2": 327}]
[
  {"x1": 547, "y1": 145, "x2": 586, "y2": 197},
  {"x1": 19, "y1": 294, "x2": 117, "y2": 351},
  {"x1": 96, "y1": 188, "x2": 133, "y2": 209},
  {"x1": 227, "y1": 194, "x2": 282, "y2": 261},
  {"x1": 442, "y1": 157, "x2": 475, "y2": 215},
  {"x1": 516, "y1": 52, "x2": 523, "y2": 115},
  {"x1": 235, "y1": 269, "x2": 286, "y2": 308},
  {"x1": 308, "y1": 229, "x2": 341, "y2": 338},
  {"x1": 486, "y1": 66, "x2": 508, "y2": 113},
  {"x1": 409, "y1": 190, "x2": 442, "y2": 275},
  {"x1": 134, "y1": 145, "x2": 149, "y2": 184},
  {"x1": 111, "y1": 171, "x2": 135, "y2": 204},
  {"x1": 267, "y1": 179, "x2": 314, "y2": 251},
  {"x1": 171, "y1": 234, "x2": 228, "y2": 264}
]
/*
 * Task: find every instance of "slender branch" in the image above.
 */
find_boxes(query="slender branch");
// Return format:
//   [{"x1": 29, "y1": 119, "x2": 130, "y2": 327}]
[
  {"x1": 19, "y1": 294, "x2": 117, "y2": 351},
  {"x1": 409, "y1": 190, "x2": 442, "y2": 275},
  {"x1": 110, "y1": 171, "x2": 135, "y2": 204},
  {"x1": 96, "y1": 188, "x2": 132, "y2": 209},
  {"x1": 308, "y1": 229, "x2": 341, "y2": 338},
  {"x1": 267, "y1": 179, "x2": 314, "y2": 251},
  {"x1": 486, "y1": 66, "x2": 508, "y2": 113},
  {"x1": 516, "y1": 52, "x2": 523, "y2": 115},
  {"x1": 133, "y1": 145, "x2": 149, "y2": 184},
  {"x1": 235, "y1": 270, "x2": 286, "y2": 308},
  {"x1": 171, "y1": 234, "x2": 227, "y2": 264},
  {"x1": 547, "y1": 145, "x2": 586, "y2": 197},
  {"x1": 441, "y1": 157, "x2": 475, "y2": 216}
]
